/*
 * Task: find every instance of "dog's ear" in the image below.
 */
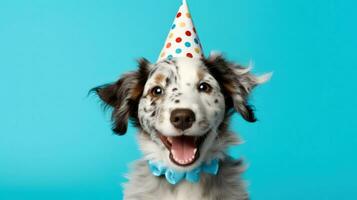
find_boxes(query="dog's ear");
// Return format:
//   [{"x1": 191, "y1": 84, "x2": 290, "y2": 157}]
[
  {"x1": 204, "y1": 54, "x2": 271, "y2": 122},
  {"x1": 91, "y1": 58, "x2": 150, "y2": 135}
]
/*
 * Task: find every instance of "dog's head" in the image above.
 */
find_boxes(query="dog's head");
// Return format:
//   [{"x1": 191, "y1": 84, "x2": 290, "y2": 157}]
[{"x1": 93, "y1": 54, "x2": 270, "y2": 171}]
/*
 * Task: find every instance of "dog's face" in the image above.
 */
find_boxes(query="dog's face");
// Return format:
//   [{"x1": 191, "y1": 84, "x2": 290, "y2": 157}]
[
  {"x1": 138, "y1": 58, "x2": 226, "y2": 167},
  {"x1": 93, "y1": 55, "x2": 269, "y2": 171}
]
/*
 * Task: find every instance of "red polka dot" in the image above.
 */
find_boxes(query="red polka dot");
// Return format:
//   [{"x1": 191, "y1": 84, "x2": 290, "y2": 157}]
[
  {"x1": 186, "y1": 53, "x2": 193, "y2": 58},
  {"x1": 176, "y1": 12, "x2": 182, "y2": 18},
  {"x1": 185, "y1": 31, "x2": 192, "y2": 36},
  {"x1": 166, "y1": 42, "x2": 171, "y2": 48},
  {"x1": 193, "y1": 27, "x2": 196, "y2": 33},
  {"x1": 175, "y1": 37, "x2": 182, "y2": 43}
]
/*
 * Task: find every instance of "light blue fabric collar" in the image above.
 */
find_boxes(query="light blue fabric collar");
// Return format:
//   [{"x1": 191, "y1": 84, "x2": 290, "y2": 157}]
[{"x1": 148, "y1": 159, "x2": 219, "y2": 185}]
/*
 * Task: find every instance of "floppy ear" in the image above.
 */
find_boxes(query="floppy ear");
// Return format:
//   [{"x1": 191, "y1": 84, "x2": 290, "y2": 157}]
[
  {"x1": 204, "y1": 54, "x2": 271, "y2": 122},
  {"x1": 91, "y1": 58, "x2": 150, "y2": 135}
]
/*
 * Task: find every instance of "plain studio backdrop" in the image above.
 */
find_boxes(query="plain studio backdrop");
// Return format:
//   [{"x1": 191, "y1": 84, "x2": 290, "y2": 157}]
[{"x1": 0, "y1": 0, "x2": 356, "y2": 199}]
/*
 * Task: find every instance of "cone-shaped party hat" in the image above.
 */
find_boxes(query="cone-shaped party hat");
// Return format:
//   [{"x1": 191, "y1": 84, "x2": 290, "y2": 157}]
[{"x1": 158, "y1": 0, "x2": 203, "y2": 62}]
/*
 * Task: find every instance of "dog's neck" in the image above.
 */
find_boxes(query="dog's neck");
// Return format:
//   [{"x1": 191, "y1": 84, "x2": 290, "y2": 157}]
[{"x1": 147, "y1": 158, "x2": 219, "y2": 185}]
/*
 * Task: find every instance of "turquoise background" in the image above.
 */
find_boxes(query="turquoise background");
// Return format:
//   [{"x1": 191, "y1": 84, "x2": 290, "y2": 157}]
[{"x1": 1, "y1": 0, "x2": 356, "y2": 199}]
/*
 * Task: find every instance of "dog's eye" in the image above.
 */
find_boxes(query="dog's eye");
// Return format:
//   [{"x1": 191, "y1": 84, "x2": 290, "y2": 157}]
[
  {"x1": 151, "y1": 86, "x2": 164, "y2": 97},
  {"x1": 198, "y1": 82, "x2": 212, "y2": 93}
]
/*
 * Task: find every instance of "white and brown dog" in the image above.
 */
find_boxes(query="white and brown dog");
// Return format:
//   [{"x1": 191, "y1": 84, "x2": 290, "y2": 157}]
[{"x1": 92, "y1": 54, "x2": 270, "y2": 200}]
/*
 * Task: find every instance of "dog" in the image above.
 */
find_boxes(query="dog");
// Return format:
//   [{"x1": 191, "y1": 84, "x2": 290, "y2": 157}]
[{"x1": 92, "y1": 54, "x2": 270, "y2": 200}]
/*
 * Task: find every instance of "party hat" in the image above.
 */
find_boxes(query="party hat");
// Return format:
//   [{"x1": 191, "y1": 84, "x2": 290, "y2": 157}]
[{"x1": 158, "y1": 0, "x2": 204, "y2": 62}]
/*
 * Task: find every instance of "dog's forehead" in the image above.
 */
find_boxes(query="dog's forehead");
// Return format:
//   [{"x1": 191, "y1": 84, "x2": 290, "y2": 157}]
[
  {"x1": 175, "y1": 58, "x2": 206, "y2": 81},
  {"x1": 149, "y1": 58, "x2": 207, "y2": 83}
]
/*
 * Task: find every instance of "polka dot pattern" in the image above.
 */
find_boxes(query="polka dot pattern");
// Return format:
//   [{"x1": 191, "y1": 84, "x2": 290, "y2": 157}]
[{"x1": 157, "y1": 0, "x2": 204, "y2": 62}]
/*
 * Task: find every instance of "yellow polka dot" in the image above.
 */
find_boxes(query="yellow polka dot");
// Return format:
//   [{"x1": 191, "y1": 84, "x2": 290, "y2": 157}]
[
  {"x1": 186, "y1": 13, "x2": 191, "y2": 18},
  {"x1": 169, "y1": 32, "x2": 174, "y2": 39},
  {"x1": 194, "y1": 48, "x2": 200, "y2": 54},
  {"x1": 161, "y1": 52, "x2": 165, "y2": 58},
  {"x1": 179, "y1": 22, "x2": 186, "y2": 27}
]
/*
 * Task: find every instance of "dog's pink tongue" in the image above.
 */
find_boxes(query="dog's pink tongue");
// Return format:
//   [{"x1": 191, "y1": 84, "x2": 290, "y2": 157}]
[{"x1": 170, "y1": 136, "x2": 196, "y2": 162}]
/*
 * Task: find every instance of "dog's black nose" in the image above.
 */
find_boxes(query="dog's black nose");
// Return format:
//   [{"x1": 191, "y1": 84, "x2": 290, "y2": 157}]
[{"x1": 170, "y1": 109, "x2": 196, "y2": 131}]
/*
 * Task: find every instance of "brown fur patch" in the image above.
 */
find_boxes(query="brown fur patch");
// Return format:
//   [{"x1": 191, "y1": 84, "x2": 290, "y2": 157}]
[
  {"x1": 197, "y1": 69, "x2": 205, "y2": 81},
  {"x1": 154, "y1": 73, "x2": 165, "y2": 84},
  {"x1": 223, "y1": 82, "x2": 236, "y2": 95},
  {"x1": 131, "y1": 81, "x2": 144, "y2": 99}
]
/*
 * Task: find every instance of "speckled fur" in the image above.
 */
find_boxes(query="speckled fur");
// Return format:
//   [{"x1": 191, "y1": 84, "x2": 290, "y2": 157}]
[{"x1": 92, "y1": 54, "x2": 270, "y2": 200}]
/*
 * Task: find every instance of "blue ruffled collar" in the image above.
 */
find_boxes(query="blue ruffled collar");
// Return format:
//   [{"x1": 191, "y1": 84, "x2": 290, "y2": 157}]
[{"x1": 148, "y1": 159, "x2": 219, "y2": 185}]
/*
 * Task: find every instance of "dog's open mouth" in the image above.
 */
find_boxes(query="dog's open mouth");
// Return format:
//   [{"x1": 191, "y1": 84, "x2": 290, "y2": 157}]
[{"x1": 158, "y1": 133, "x2": 208, "y2": 166}]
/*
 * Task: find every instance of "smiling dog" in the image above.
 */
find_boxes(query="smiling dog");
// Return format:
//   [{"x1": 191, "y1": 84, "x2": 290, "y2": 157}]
[
  {"x1": 93, "y1": 55, "x2": 270, "y2": 199},
  {"x1": 92, "y1": 1, "x2": 270, "y2": 199}
]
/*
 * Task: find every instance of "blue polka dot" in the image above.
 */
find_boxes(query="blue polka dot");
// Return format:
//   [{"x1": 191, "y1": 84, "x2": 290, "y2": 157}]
[
  {"x1": 185, "y1": 42, "x2": 191, "y2": 47},
  {"x1": 175, "y1": 48, "x2": 182, "y2": 54},
  {"x1": 167, "y1": 55, "x2": 173, "y2": 60},
  {"x1": 171, "y1": 24, "x2": 176, "y2": 29},
  {"x1": 194, "y1": 38, "x2": 199, "y2": 44}
]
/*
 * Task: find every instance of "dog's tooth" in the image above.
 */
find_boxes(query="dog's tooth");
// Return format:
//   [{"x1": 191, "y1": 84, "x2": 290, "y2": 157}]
[
  {"x1": 193, "y1": 148, "x2": 197, "y2": 154},
  {"x1": 173, "y1": 154, "x2": 178, "y2": 161}
]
